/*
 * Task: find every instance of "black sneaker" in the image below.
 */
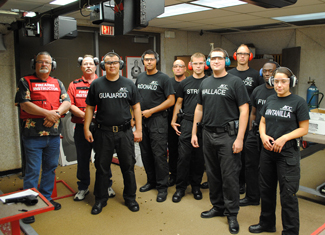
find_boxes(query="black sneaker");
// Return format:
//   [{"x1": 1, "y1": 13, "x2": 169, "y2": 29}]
[
  {"x1": 50, "y1": 200, "x2": 61, "y2": 210},
  {"x1": 22, "y1": 216, "x2": 35, "y2": 224}
]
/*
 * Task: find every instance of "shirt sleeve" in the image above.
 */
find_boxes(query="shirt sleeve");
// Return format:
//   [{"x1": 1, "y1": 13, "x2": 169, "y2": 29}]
[
  {"x1": 176, "y1": 82, "x2": 184, "y2": 98},
  {"x1": 235, "y1": 79, "x2": 250, "y2": 107},
  {"x1": 67, "y1": 82, "x2": 76, "y2": 106},
  {"x1": 260, "y1": 98, "x2": 268, "y2": 117},
  {"x1": 86, "y1": 82, "x2": 96, "y2": 107},
  {"x1": 15, "y1": 77, "x2": 31, "y2": 104},
  {"x1": 296, "y1": 98, "x2": 310, "y2": 121},
  {"x1": 250, "y1": 89, "x2": 257, "y2": 108},
  {"x1": 163, "y1": 76, "x2": 175, "y2": 98},
  {"x1": 197, "y1": 82, "x2": 203, "y2": 105},
  {"x1": 57, "y1": 79, "x2": 70, "y2": 102},
  {"x1": 129, "y1": 82, "x2": 141, "y2": 106}
]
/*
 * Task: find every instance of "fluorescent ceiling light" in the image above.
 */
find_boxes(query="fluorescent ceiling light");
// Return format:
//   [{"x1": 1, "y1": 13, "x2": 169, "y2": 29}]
[
  {"x1": 192, "y1": 0, "x2": 247, "y2": 8},
  {"x1": 0, "y1": 10, "x2": 19, "y2": 15},
  {"x1": 273, "y1": 12, "x2": 325, "y2": 22},
  {"x1": 157, "y1": 3, "x2": 211, "y2": 18},
  {"x1": 50, "y1": 0, "x2": 78, "y2": 6}
]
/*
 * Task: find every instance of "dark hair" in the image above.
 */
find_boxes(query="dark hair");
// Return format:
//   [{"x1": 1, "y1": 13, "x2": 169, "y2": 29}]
[
  {"x1": 103, "y1": 52, "x2": 121, "y2": 61},
  {"x1": 142, "y1": 49, "x2": 158, "y2": 60},
  {"x1": 264, "y1": 61, "x2": 280, "y2": 68},
  {"x1": 273, "y1": 67, "x2": 293, "y2": 78}
]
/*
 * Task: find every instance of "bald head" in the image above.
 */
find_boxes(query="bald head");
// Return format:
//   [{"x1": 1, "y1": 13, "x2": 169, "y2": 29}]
[{"x1": 173, "y1": 59, "x2": 186, "y2": 79}]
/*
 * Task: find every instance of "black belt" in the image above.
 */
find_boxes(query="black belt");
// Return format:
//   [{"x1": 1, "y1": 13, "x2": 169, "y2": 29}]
[
  {"x1": 183, "y1": 113, "x2": 194, "y2": 122},
  {"x1": 97, "y1": 122, "x2": 131, "y2": 132},
  {"x1": 283, "y1": 139, "x2": 298, "y2": 150},
  {"x1": 204, "y1": 126, "x2": 227, "y2": 134}
]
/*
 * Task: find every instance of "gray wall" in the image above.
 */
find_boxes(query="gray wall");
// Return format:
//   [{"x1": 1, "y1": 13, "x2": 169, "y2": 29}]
[
  {"x1": 2, "y1": 16, "x2": 325, "y2": 172},
  {"x1": 0, "y1": 16, "x2": 21, "y2": 172},
  {"x1": 157, "y1": 26, "x2": 325, "y2": 104}
]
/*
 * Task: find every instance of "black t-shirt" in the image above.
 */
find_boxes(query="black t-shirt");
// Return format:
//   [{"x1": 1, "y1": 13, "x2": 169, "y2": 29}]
[
  {"x1": 136, "y1": 71, "x2": 175, "y2": 111},
  {"x1": 250, "y1": 84, "x2": 276, "y2": 125},
  {"x1": 86, "y1": 76, "x2": 140, "y2": 126},
  {"x1": 170, "y1": 77, "x2": 182, "y2": 99},
  {"x1": 177, "y1": 75, "x2": 207, "y2": 115},
  {"x1": 197, "y1": 73, "x2": 250, "y2": 127},
  {"x1": 260, "y1": 94, "x2": 310, "y2": 140},
  {"x1": 228, "y1": 67, "x2": 260, "y2": 97},
  {"x1": 168, "y1": 77, "x2": 182, "y2": 114}
]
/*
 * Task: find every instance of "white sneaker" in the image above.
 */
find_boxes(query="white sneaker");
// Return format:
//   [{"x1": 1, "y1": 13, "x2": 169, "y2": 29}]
[
  {"x1": 108, "y1": 187, "x2": 116, "y2": 198},
  {"x1": 74, "y1": 189, "x2": 89, "y2": 201}
]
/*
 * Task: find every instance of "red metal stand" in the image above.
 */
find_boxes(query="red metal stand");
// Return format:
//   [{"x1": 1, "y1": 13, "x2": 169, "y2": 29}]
[
  {"x1": 311, "y1": 223, "x2": 325, "y2": 235},
  {"x1": 0, "y1": 188, "x2": 54, "y2": 235},
  {"x1": 112, "y1": 156, "x2": 120, "y2": 165},
  {"x1": 51, "y1": 177, "x2": 76, "y2": 200}
]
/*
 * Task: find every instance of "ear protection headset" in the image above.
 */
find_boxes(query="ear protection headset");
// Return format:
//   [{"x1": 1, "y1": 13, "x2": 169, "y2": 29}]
[
  {"x1": 188, "y1": 61, "x2": 209, "y2": 70},
  {"x1": 259, "y1": 61, "x2": 280, "y2": 76},
  {"x1": 233, "y1": 51, "x2": 253, "y2": 61},
  {"x1": 268, "y1": 67, "x2": 298, "y2": 88},
  {"x1": 233, "y1": 45, "x2": 253, "y2": 61},
  {"x1": 141, "y1": 50, "x2": 160, "y2": 65},
  {"x1": 206, "y1": 49, "x2": 231, "y2": 67},
  {"x1": 30, "y1": 52, "x2": 57, "y2": 71},
  {"x1": 78, "y1": 56, "x2": 99, "y2": 66},
  {"x1": 100, "y1": 52, "x2": 124, "y2": 70}
]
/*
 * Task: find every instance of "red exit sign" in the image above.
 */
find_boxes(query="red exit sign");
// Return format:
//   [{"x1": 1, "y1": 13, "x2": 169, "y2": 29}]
[{"x1": 100, "y1": 25, "x2": 114, "y2": 36}]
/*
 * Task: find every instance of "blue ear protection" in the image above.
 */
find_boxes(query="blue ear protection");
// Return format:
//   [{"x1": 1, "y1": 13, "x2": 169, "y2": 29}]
[
  {"x1": 259, "y1": 68, "x2": 263, "y2": 77},
  {"x1": 100, "y1": 52, "x2": 124, "y2": 70},
  {"x1": 206, "y1": 49, "x2": 231, "y2": 68},
  {"x1": 206, "y1": 57, "x2": 211, "y2": 67}
]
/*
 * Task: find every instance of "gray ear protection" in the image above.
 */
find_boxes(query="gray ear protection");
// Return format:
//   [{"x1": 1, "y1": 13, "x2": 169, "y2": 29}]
[
  {"x1": 141, "y1": 50, "x2": 160, "y2": 65},
  {"x1": 100, "y1": 52, "x2": 124, "y2": 70},
  {"x1": 31, "y1": 55, "x2": 57, "y2": 71},
  {"x1": 78, "y1": 57, "x2": 99, "y2": 66},
  {"x1": 268, "y1": 67, "x2": 297, "y2": 87}
]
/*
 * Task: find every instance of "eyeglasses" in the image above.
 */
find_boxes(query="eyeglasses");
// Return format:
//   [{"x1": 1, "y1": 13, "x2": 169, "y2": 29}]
[
  {"x1": 210, "y1": 56, "x2": 225, "y2": 61},
  {"x1": 36, "y1": 61, "x2": 51, "y2": 65},
  {"x1": 192, "y1": 62, "x2": 205, "y2": 66},
  {"x1": 105, "y1": 61, "x2": 119, "y2": 65},
  {"x1": 144, "y1": 58, "x2": 156, "y2": 62},
  {"x1": 83, "y1": 62, "x2": 95, "y2": 66},
  {"x1": 173, "y1": 64, "x2": 185, "y2": 68},
  {"x1": 274, "y1": 78, "x2": 290, "y2": 84},
  {"x1": 236, "y1": 52, "x2": 250, "y2": 57}
]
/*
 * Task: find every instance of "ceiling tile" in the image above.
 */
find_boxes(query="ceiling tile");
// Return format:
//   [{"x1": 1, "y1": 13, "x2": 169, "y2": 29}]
[
  {"x1": 250, "y1": 4, "x2": 325, "y2": 18},
  {"x1": 221, "y1": 18, "x2": 280, "y2": 27}
]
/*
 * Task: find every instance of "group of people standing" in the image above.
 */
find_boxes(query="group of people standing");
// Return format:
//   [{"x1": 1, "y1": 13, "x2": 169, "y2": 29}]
[{"x1": 15, "y1": 45, "x2": 309, "y2": 235}]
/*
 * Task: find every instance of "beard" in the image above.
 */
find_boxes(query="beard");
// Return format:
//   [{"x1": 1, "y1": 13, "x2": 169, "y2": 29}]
[
  {"x1": 175, "y1": 74, "x2": 184, "y2": 78},
  {"x1": 39, "y1": 68, "x2": 49, "y2": 73}
]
